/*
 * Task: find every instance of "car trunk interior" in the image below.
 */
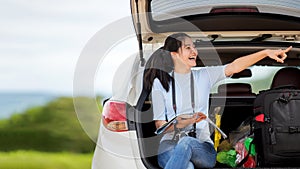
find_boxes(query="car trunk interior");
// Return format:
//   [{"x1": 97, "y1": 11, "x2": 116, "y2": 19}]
[{"x1": 133, "y1": 44, "x2": 300, "y2": 169}]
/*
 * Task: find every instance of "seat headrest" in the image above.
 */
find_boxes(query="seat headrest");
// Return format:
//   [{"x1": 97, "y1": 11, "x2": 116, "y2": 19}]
[
  {"x1": 271, "y1": 67, "x2": 300, "y2": 89},
  {"x1": 218, "y1": 83, "x2": 253, "y2": 96}
]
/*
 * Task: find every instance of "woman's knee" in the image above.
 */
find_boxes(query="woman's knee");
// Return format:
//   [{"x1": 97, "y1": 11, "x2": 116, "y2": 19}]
[{"x1": 175, "y1": 137, "x2": 202, "y2": 155}]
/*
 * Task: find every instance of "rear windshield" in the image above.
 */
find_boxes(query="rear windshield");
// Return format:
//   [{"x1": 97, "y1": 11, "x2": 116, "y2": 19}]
[
  {"x1": 150, "y1": 0, "x2": 300, "y2": 21},
  {"x1": 211, "y1": 66, "x2": 284, "y2": 94}
]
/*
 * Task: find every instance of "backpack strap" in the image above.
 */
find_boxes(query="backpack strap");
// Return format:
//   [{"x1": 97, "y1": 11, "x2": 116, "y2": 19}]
[{"x1": 171, "y1": 72, "x2": 197, "y2": 141}]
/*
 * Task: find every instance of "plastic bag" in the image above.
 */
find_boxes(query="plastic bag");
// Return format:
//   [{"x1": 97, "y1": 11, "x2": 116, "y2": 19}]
[
  {"x1": 217, "y1": 150, "x2": 237, "y2": 167},
  {"x1": 235, "y1": 138, "x2": 256, "y2": 168},
  {"x1": 229, "y1": 118, "x2": 251, "y2": 145}
]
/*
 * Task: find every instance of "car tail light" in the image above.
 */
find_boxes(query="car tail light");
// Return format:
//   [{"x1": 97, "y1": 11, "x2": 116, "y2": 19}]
[
  {"x1": 210, "y1": 7, "x2": 259, "y2": 13},
  {"x1": 102, "y1": 100, "x2": 128, "y2": 132}
]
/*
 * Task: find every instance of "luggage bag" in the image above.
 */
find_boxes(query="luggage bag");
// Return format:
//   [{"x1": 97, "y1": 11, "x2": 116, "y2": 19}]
[{"x1": 253, "y1": 87, "x2": 300, "y2": 167}]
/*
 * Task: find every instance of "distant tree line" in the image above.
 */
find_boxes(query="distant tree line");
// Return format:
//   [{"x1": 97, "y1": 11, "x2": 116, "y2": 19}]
[{"x1": 0, "y1": 97, "x2": 102, "y2": 153}]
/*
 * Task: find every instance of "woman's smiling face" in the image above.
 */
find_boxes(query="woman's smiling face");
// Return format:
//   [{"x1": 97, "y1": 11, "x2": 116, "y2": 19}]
[{"x1": 177, "y1": 37, "x2": 198, "y2": 69}]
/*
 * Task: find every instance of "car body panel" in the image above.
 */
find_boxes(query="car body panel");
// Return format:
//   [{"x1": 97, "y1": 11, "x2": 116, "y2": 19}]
[{"x1": 92, "y1": 126, "x2": 145, "y2": 169}]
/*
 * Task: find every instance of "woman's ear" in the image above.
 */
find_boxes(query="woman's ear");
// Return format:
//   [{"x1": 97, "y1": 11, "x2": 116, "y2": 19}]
[{"x1": 170, "y1": 52, "x2": 179, "y2": 58}]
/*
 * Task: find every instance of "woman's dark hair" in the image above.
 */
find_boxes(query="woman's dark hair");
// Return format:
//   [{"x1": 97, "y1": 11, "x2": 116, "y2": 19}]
[
  {"x1": 144, "y1": 48, "x2": 173, "y2": 91},
  {"x1": 143, "y1": 33, "x2": 191, "y2": 92},
  {"x1": 163, "y1": 32, "x2": 190, "y2": 52}
]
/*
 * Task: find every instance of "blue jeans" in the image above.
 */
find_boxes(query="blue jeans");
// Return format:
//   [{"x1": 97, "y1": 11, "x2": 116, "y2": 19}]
[{"x1": 158, "y1": 137, "x2": 216, "y2": 169}]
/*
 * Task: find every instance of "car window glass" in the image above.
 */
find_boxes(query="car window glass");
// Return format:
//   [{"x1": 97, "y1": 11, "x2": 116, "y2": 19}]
[{"x1": 211, "y1": 66, "x2": 285, "y2": 94}]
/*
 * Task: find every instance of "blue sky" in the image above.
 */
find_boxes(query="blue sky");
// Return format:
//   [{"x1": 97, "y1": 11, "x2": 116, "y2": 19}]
[{"x1": 0, "y1": 0, "x2": 136, "y2": 96}]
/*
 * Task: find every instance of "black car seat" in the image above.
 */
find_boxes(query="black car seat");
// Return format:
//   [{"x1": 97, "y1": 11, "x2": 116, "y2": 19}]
[
  {"x1": 217, "y1": 83, "x2": 256, "y2": 96},
  {"x1": 271, "y1": 67, "x2": 300, "y2": 89}
]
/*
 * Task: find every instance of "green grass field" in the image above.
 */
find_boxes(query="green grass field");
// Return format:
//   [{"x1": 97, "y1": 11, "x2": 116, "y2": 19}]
[{"x1": 0, "y1": 151, "x2": 93, "y2": 169}]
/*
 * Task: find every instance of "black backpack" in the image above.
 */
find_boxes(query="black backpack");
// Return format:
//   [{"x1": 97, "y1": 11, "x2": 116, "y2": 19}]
[{"x1": 253, "y1": 86, "x2": 300, "y2": 167}]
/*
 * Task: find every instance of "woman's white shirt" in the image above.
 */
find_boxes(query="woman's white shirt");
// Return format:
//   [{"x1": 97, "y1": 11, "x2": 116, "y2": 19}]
[{"x1": 152, "y1": 65, "x2": 227, "y2": 144}]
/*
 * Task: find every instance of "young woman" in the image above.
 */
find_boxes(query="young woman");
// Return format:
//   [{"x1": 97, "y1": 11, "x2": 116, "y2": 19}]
[{"x1": 144, "y1": 33, "x2": 291, "y2": 169}]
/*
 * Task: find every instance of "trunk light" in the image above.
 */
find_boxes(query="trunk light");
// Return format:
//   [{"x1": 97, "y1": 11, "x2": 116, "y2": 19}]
[
  {"x1": 210, "y1": 7, "x2": 259, "y2": 13},
  {"x1": 102, "y1": 100, "x2": 128, "y2": 132}
]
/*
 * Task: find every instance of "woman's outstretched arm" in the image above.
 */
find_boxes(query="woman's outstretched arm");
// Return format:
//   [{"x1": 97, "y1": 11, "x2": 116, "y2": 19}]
[{"x1": 225, "y1": 46, "x2": 292, "y2": 77}]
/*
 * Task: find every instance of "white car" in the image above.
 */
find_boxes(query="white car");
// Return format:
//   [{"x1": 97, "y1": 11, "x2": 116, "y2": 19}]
[{"x1": 92, "y1": 0, "x2": 300, "y2": 168}]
